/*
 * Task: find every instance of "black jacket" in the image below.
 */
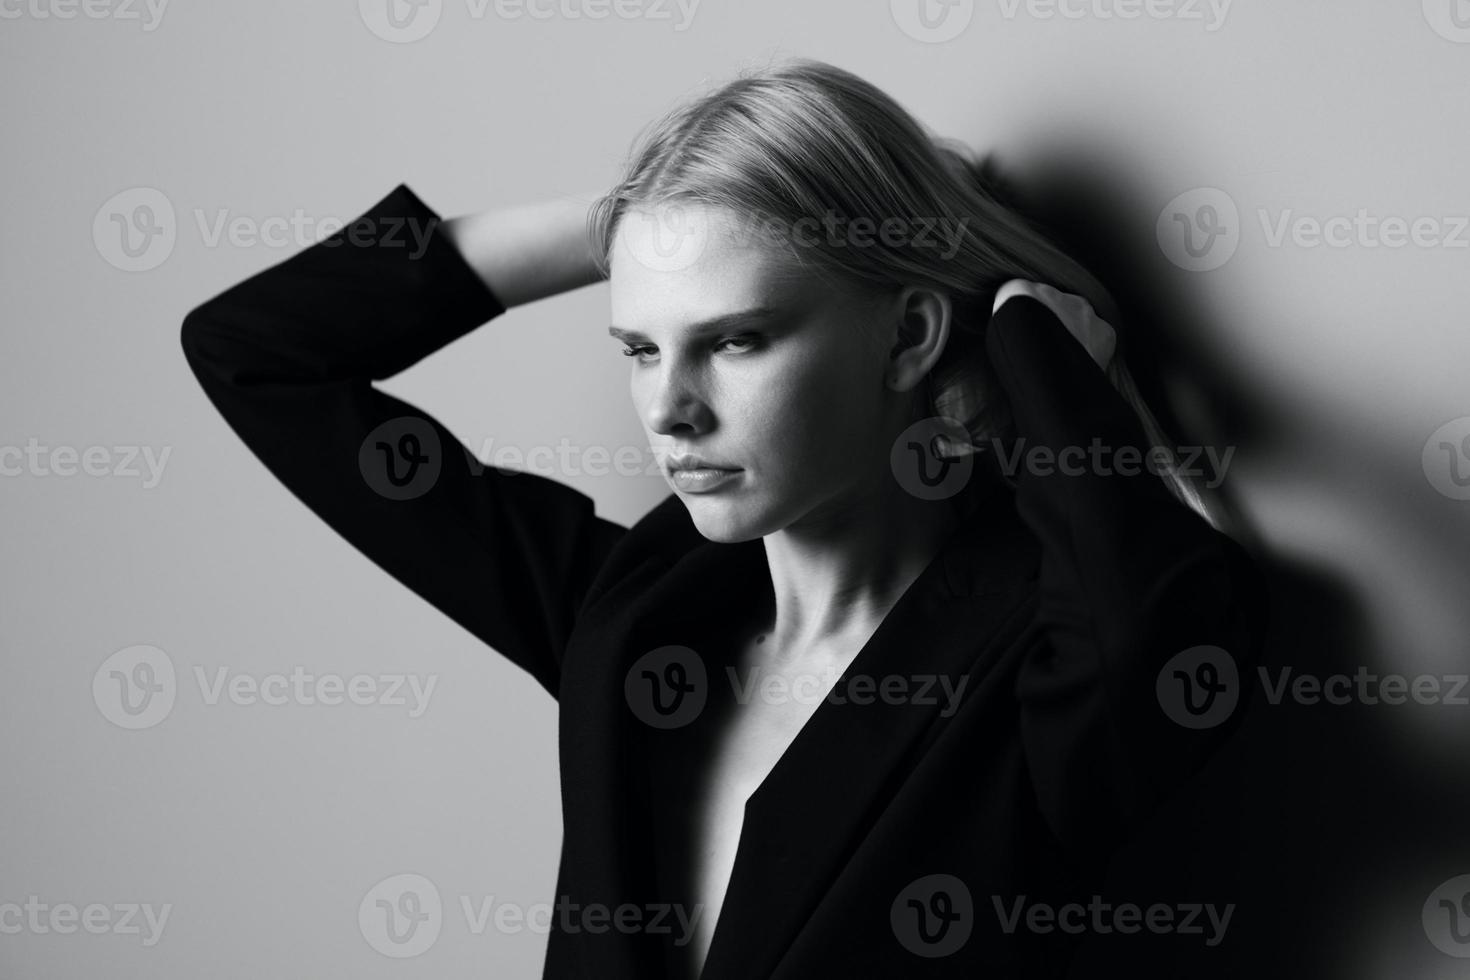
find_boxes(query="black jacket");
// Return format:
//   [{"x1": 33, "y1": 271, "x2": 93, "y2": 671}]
[{"x1": 181, "y1": 183, "x2": 1269, "y2": 978}]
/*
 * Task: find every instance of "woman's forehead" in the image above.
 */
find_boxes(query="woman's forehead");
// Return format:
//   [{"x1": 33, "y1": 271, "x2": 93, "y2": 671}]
[{"x1": 610, "y1": 213, "x2": 820, "y2": 321}]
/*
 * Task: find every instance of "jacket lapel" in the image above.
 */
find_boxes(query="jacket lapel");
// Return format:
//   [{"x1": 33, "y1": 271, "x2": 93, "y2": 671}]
[
  {"x1": 558, "y1": 451, "x2": 1041, "y2": 980},
  {"x1": 693, "y1": 453, "x2": 1043, "y2": 980}
]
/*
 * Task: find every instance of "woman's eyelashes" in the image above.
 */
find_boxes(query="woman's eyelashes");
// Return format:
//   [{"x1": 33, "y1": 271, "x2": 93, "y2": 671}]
[{"x1": 619, "y1": 335, "x2": 762, "y2": 362}]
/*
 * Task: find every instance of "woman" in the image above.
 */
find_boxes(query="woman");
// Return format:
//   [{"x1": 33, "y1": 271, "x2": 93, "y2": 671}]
[{"x1": 182, "y1": 58, "x2": 1268, "y2": 979}]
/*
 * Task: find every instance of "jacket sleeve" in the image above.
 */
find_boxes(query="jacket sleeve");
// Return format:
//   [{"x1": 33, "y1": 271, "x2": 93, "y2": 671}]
[
  {"x1": 180, "y1": 182, "x2": 627, "y2": 699},
  {"x1": 985, "y1": 289, "x2": 1270, "y2": 856}
]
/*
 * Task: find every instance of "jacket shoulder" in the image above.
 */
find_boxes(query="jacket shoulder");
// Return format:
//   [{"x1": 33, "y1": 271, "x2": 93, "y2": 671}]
[{"x1": 579, "y1": 492, "x2": 706, "y2": 609}]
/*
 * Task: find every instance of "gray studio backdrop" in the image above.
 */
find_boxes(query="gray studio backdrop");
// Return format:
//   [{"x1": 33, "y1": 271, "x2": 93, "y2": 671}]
[{"x1": 3, "y1": 1, "x2": 1470, "y2": 978}]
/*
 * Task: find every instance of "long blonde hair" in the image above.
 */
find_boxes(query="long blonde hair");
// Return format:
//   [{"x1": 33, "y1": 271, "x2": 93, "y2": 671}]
[{"x1": 589, "y1": 57, "x2": 1219, "y2": 529}]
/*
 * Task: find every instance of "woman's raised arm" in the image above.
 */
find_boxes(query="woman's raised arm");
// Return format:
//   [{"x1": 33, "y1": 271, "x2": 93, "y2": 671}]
[
  {"x1": 985, "y1": 287, "x2": 1271, "y2": 857},
  {"x1": 180, "y1": 183, "x2": 626, "y2": 698},
  {"x1": 439, "y1": 191, "x2": 605, "y2": 308}
]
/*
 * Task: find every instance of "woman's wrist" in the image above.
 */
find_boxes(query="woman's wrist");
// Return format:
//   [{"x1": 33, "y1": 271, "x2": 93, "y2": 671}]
[{"x1": 439, "y1": 191, "x2": 606, "y2": 309}]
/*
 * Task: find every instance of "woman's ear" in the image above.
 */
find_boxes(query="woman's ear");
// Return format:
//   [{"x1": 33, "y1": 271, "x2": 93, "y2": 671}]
[{"x1": 886, "y1": 287, "x2": 952, "y2": 391}]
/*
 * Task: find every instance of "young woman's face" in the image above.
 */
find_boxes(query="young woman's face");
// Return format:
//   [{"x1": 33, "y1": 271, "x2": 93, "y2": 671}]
[{"x1": 609, "y1": 202, "x2": 908, "y2": 543}]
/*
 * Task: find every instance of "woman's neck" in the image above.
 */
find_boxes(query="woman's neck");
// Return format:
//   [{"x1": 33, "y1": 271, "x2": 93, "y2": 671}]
[{"x1": 755, "y1": 473, "x2": 964, "y2": 667}]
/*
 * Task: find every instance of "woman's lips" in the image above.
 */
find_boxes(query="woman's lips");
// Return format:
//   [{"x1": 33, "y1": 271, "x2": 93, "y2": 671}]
[{"x1": 669, "y1": 467, "x2": 742, "y2": 493}]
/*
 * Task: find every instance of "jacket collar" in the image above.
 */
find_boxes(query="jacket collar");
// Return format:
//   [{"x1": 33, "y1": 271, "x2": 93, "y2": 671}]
[
  {"x1": 561, "y1": 450, "x2": 1041, "y2": 979},
  {"x1": 680, "y1": 450, "x2": 1041, "y2": 979}
]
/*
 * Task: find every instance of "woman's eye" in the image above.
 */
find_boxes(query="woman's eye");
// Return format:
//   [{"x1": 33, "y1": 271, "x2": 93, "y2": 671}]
[
  {"x1": 619, "y1": 337, "x2": 759, "y2": 361},
  {"x1": 717, "y1": 335, "x2": 759, "y2": 353}
]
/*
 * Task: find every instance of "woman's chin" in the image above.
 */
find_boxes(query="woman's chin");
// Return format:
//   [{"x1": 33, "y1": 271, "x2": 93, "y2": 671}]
[{"x1": 681, "y1": 497, "x2": 769, "y2": 544}]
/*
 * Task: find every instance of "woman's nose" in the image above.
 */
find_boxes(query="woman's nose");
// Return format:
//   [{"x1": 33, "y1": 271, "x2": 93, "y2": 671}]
[{"x1": 642, "y1": 362, "x2": 713, "y2": 436}]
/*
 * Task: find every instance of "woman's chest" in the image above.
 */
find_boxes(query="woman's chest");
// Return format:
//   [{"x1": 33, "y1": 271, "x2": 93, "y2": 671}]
[{"x1": 645, "y1": 636, "x2": 857, "y2": 975}]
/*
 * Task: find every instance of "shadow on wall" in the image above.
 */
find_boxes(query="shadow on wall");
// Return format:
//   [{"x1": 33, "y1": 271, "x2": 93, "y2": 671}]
[{"x1": 975, "y1": 143, "x2": 1470, "y2": 979}]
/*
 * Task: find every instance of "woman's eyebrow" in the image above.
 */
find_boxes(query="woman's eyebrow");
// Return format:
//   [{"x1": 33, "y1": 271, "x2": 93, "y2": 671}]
[{"x1": 608, "y1": 306, "x2": 782, "y2": 342}]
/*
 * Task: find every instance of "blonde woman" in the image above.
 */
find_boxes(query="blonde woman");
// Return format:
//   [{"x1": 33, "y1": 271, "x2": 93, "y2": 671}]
[{"x1": 183, "y1": 58, "x2": 1268, "y2": 979}]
